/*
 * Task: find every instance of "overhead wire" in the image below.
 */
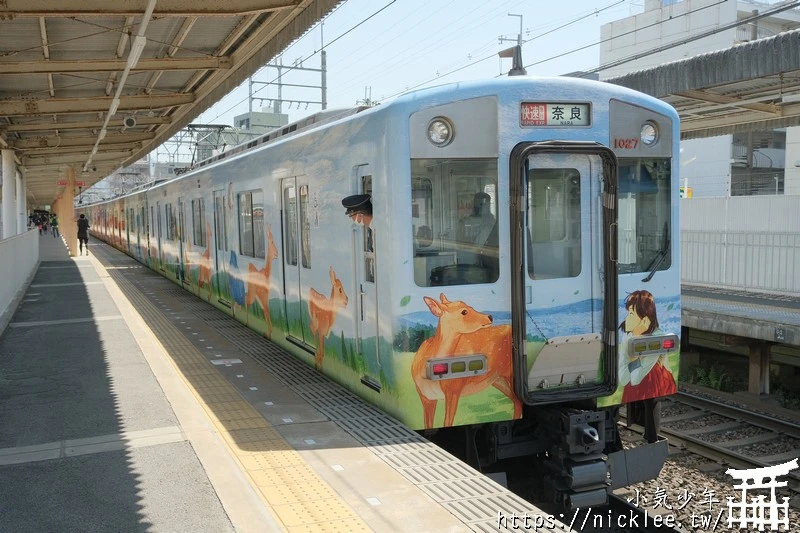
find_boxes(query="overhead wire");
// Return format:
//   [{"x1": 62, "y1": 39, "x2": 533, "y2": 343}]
[{"x1": 205, "y1": 0, "x2": 398, "y2": 123}]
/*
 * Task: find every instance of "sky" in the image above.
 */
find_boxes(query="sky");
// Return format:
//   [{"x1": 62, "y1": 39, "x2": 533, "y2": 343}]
[{"x1": 189, "y1": 0, "x2": 645, "y2": 132}]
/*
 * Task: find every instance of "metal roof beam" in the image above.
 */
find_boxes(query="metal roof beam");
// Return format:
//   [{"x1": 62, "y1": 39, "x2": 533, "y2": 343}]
[
  {"x1": 10, "y1": 132, "x2": 154, "y2": 149},
  {"x1": 681, "y1": 102, "x2": 800, "y2": 132},
  {"x1": 675, "y1": 89, "x2": 779, "y2": 115},
  {"x1": 0, "y1": 0, "x2": 302, "y2": 16},
  {"x1": 12, "y1": 142, "x2": 144, "y2": 156},
  {"x1": 0, "y1": 116, "x2": 170, "y2": 132},
  {"x1": 0, "y1": 94, "x2": 194, "y2": 116},
  {"x1": 0, "y1": 57, "x2": 232, "y2": 75},
  {"x1": 23, "y1": 150, "x2": 134, "y2": 167}
]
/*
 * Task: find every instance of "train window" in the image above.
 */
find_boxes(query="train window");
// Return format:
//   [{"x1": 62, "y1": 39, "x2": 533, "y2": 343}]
[
  {"x1": 192, "y1": 199, "x2": 206, "y2": 247},
  {"x1": 150, "y1": 206, "x2": 155, "y2": 237},
  {"x1": 252, "y1": 190, "x2": 265, "y2": 258},
  {"x1": 299, "y1": 185, "x2": 311, "y2": 269},
  {"x1": 283, "y1": 185, "x2": 298, "y2": 266},
  {"x1": 410, "y1": 159, "x2": 499, "y2": 286},
  {"x1": 617, "y1": 158, "x2": 672, "y2": 274},
  {"x1": 238, "y1": 190, "x2": 265, "y2": 259},
  {"x1": 166, "y1": 203, "x2": 176, "y2": 240},
  {"x1": 527, "y1": 168, "x2": 582, "y2": 279},
  {"x1": 214, "y1": 196, "x2": 228, "y2": 251}
]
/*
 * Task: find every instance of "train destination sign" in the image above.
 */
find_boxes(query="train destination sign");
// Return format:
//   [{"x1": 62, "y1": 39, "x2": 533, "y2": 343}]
[{"x1": 520, "y1": 102, "x2": 590, "y2": 127}]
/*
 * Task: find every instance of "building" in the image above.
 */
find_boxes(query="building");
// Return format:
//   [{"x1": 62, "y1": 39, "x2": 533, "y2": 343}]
[{"x1": 600, "y1": 0, "x2": 800, "y2": 197}]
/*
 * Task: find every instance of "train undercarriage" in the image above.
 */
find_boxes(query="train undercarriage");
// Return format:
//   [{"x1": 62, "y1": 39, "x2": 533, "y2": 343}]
[{"x1": 426, "y1": 400, "x2": 669, "y2": 510}]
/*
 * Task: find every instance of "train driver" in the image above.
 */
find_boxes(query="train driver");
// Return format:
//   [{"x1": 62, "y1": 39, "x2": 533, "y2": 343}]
[{"x1": 342, "y1": 194, "x2": 374, "y2": 252}]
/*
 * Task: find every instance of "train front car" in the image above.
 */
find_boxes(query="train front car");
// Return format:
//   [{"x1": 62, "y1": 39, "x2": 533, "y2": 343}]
[{"x1": 390, "y1": 77, "x2": 680, "y2": 509}]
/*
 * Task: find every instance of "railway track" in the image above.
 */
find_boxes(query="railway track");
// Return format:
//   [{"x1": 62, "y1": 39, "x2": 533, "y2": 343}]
[{"x1": 659, "y1": 391, "x2": 800, "y2": 492}]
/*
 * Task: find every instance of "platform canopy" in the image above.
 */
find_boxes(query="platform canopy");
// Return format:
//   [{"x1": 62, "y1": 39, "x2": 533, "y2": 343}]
[
  {"x1": 607, "y1": 28, "x2": 800, "y2": 141},
  {"x1": 0, "y1": 0, "x2": 339, "y2": 205}
]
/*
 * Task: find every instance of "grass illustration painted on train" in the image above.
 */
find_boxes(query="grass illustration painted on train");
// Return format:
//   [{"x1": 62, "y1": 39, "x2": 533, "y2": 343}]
[{"x1": 81, "y1": 73, "x2": 681, "y2": 509}]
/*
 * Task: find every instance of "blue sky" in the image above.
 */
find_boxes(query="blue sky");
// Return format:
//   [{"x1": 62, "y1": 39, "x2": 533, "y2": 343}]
[{"x1": 194, "y1": 0, "x2": 643, "y2": 127}]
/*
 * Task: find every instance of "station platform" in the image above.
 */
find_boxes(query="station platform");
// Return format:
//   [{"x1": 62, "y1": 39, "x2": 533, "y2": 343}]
[
  {"x1": 0, "y1": 235, "x2": 556, "y2": 533},
  {"x1": 682, "y1": 284, "x2": 800, "y2": 347}
]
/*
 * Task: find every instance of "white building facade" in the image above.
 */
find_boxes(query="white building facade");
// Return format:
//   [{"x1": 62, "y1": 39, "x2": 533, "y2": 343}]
[{"x1": 600, "y1": 0, "x2": 800, "y2": 197}]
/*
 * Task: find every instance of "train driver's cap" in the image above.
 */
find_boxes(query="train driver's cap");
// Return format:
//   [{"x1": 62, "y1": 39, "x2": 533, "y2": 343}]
[{"x1": 342, "y1": 194, "x2": 372, "y2": 215}]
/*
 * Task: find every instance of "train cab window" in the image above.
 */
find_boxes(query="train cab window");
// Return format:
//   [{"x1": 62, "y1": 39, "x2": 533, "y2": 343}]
[
  {"x1": 527, "y1": 168, "x2": 582, "y2": 279},
  {"x1": 617, "y1": 158, "x2": 672, "y2": 274},
  {"x1": 238, "y1": 190, "x2": 265, "y2": 258},
  {"x1": 410, "y1": 159, "x2": 499, "y2": 287},
  {"x1": 192, "y1": 199, "x2": 206, "y2": 246}
]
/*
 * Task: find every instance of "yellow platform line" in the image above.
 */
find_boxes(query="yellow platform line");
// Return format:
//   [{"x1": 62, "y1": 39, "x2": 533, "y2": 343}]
[{"x1": 102, "y1": 260, "x2": 371, "y2": 532}]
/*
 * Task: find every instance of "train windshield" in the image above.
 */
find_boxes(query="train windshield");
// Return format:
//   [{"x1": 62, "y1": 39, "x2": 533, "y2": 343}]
[
  {"x1": 617, "y1": 158, "x2": 672, "y2": 275},
  {"x1": 410, "y1": 158, "x2": 499, "y2": 287}
]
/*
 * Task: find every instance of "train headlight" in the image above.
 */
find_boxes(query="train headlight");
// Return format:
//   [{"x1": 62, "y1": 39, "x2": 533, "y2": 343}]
[
  {"x1": 427, "y1": 117, "x2": 454, "y2": 147},
  {"x1": 640, "y1": 121, "x2": 659, "y2": 146}
]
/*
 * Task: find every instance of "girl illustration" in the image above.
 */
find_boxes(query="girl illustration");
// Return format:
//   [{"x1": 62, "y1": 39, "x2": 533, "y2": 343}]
[{"x1": 618, "y1": 290, "x2": 676, "y2": 403}]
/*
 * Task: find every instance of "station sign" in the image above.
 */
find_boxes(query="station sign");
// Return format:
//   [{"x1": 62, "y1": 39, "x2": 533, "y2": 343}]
[
  {"x1": 56, "y1": 180, "x2": 86, "y2": 187},
  {"x1": 520, "y1": 102, "x2": 591, "y2": 127}
]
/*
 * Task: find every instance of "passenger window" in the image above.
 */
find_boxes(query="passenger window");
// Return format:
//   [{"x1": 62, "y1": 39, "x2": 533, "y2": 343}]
[
  {"x1": 238, "y1": 190, "x2": 265, "y2": 258},
  {"x1": 283, "y1": 185, "x2": 298, "y2": 266},
  {"x1": 527, "y1": 169, "x2": 581, "y2": 279},
  {"x1": 410, "y1": 159, "x2": 499, "y2": 287},
  {"x1": 192, "y1": 199, "x2": 206, "y2": 246},
  {"x1": 299, "y1": 185, "x2": 311, "y2": 269}
]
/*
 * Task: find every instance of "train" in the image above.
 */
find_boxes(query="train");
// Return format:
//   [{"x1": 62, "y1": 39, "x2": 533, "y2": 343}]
[{"x1": 79, "y1": 74, "x2": 681, "y2": 509}]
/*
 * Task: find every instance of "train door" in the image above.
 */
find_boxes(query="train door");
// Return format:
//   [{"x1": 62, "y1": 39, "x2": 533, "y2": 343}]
[
  {"x1": 353, "y1": 168, "x2": 381, "y2": 390},
  {"x1": 156, "y1": 201, "x2": 164, "y2": 271},
  {"x1": 213, "y1": 190, "x2": 230, "y2": 305},
  {"x1": 178, "y1": 197, "x2": 188, "y2": 285},
  {"x1": 511, "y1": 144, "x2": 618, "y2": 405},
  {"x1": 281, "y1": 178, "x2": 313, "y2": 349}
]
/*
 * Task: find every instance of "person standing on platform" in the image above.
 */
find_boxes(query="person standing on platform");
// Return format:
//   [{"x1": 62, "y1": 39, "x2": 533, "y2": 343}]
[
  {"x1": 50, "y1": 214, "x2": 60, "y2": 239},
  {"x1": 77, "y1": 213, "x2": 90, "y2": 255}
]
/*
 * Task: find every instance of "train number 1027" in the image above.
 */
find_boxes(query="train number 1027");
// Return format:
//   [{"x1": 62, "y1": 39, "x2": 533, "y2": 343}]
[{"x1": 614, "y1": 138, "x2": 639, "y2": 149}]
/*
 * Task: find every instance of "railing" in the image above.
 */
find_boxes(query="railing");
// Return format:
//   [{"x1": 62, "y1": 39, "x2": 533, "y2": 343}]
[
  {"x1": 682, "y1": 230, "x2": 800, "y2": 294},
  {"x1": 681, "y1": 196, "x2": 800, "y2": 295}
]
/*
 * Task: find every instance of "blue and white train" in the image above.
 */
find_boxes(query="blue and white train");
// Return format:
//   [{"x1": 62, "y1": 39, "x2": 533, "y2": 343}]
[{"x1": 81, "y1": 73, "x2": 681, "y2": 508}]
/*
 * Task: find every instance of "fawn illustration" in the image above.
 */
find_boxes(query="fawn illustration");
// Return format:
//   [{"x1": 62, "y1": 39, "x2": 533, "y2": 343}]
[
  {"x1": 308, "y1": 266, "x2": 348, "y2": 369},
  {"x1": 244, "y1": 225, "x2": 279, "y2": 337},
  {"x1": 412, "y1": 293, "x2": 522, "y2": 429}
]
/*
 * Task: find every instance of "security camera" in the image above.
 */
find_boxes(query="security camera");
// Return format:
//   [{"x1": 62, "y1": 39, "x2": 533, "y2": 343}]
[{"x1": 123, "y1": 115, "x2": 137, "y2": 129}]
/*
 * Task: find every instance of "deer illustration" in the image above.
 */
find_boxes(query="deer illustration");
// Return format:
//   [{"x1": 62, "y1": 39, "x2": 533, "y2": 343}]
[
  {"x1": 196, "y1": 223, "x2": 213, "y2": 301},
  {"x1": 244, "y1": 225, "x2": 279, "y2": 337},
  {"x1": 307, "y1": 266, "x2": 348, "y2": 369},
  {"x1": 412, "y1": 293, "x2": 522, "y2": 429}
]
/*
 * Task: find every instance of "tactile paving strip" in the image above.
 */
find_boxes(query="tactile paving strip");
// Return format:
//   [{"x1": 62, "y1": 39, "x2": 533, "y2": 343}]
[
  {"x1": 93, "y1": 244, "x2": 563, "y2": 532},
  {"x1": 93, "y1": 248, "x2": 370, "y2": 532}
]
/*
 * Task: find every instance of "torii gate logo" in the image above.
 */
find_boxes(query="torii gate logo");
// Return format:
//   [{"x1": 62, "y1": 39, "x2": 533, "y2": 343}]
[{"x1": 726, "y1": 458, "x2": 798, "y2": 530}]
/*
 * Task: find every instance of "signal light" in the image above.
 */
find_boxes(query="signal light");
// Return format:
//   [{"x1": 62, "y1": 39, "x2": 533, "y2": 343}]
[
  {"x1": 468, "y1": 359, "x2": 484, "y2": 372},
  {"x1": 450, "y1": 361, "x2": 466, "y2": 373},
  {"x1": 662, "y1": 339, "x2": 675, "y2": 349},
  {"x1": 432, "y1": 363, "x2": 448, "y2": 376}
]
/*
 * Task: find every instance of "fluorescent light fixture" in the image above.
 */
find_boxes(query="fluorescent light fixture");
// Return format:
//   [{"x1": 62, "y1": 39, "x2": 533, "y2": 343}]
[
  {"x1": 128, "y1": 36, "x2": 147, "y2": 69},
  {"x1": 91, "y1": 146, "x2": 98, "y2": 156},
  {"x1": 109, "y1": 98, "x2": 120, "y2": 116},
  {"x1": 98, "y1": 129, "x2": 107, "y2": 141}
]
